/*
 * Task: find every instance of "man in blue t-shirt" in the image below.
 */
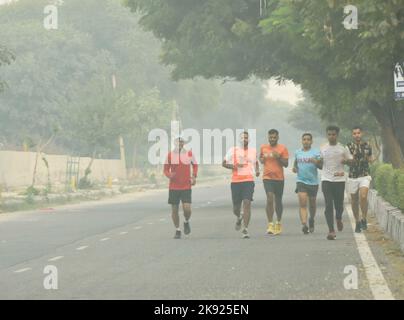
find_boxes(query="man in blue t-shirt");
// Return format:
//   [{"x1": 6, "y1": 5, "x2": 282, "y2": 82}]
[{"x1": 292, "y1": 133, "x2": 322, "y2": 234}]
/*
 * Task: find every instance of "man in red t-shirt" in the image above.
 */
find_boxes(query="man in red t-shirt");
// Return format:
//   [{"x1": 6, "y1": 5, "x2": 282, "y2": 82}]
[{"x1": 164, "y1": 136, "x2": 198, "y2": 239}]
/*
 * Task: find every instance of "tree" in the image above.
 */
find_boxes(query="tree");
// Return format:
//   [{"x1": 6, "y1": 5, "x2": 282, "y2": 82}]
[
  {"x1": 0, "y1": 45, "x2": 14, "y2": 92},
  {"x1": 126, "y1": 0, "x2": 404, "y2": 167}
]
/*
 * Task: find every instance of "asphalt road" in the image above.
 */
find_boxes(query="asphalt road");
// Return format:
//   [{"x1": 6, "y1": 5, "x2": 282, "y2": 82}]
[{"x1": 0, "y1": 175, "x2": 396, "y2": 299}]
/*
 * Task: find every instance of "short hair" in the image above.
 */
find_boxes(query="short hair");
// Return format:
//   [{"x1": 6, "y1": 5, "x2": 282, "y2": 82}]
[
  {"x1": 268, "y1": 129, "x2": 279, "y2": 136},
  {"x1": 326, "y1": 125, "x2": 340, "y2": 134},
  {"x1": 302, "y1": 133, "x2": 313, "y2": 139},
  {"x1": 240, "y1": 131, "x2": 249, "y2": 136},
  {"x1": 352, "y1": 126, "x2": 362, "y2": 131}
]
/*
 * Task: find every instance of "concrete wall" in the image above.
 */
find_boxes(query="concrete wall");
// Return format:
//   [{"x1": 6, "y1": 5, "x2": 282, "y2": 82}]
[
  {"x1": 0, "y1": 151, "x2": 126, "y2": 188},
  {"x1": 368, "y1": 189, "x2": 404, "y2": 253}
]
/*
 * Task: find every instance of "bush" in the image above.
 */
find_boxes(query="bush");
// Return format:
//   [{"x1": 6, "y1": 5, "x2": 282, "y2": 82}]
[
  {"x1": 394, "y1": 169, "x2": 404, "y2": 210},
  {"x1": 374, "y1": 164, "x2": 394, "y2": 199},
  {"x1": 373, "y1": 163, "x2": 404, "y2": 210}
]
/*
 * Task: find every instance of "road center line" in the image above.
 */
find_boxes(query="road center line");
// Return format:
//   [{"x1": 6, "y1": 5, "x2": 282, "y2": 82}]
[
  {"x1": 133, "y1": 226, "x2": 142, "y2": 230},
  {"x1": 48, "y1": 256, "x2": 64, "y2": 262},
  {"x1": 14, "y1": 268, "x2": 31, "y2": 274},
  {"x1": 346, "y1": 206, "x2": 395, "y2": 300},
  {"x1": 100, "y1": 237, "x2": 110, "y2": 242},
  {"x1": 76, "y1": 246, "x2": 88, "y2": 251},
  {"x1": 119, "y1": 231, "x2": 128, "y2": 235}
]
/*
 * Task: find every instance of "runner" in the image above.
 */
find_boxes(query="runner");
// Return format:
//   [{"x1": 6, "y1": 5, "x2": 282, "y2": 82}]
[
  {"x1": 222, "y1": 131, "x2": 260, "y2": 239},
  {"x1": 320, "y1": 125, "x2": 353, "y2": 240},
  {"x1": 346, "y1": 126, "x2": 374, "y2": 233},
  {"x1": 260, "y1": 129, "x2": 289, "y2": 235},
  {"x1": 164, "y1": 135, "x2": 198, "y2": 239},
  {"x1": 292, "y1": 133, "x2": 322, "y2": 234}
]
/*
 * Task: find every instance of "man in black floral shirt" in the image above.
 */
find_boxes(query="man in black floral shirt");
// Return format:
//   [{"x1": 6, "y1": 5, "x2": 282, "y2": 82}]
[{"x1": 346, "y1": 126, "x2": 374, "y2": 233}]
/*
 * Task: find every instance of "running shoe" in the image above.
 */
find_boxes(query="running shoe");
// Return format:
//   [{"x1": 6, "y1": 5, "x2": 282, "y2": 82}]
[
  {"x1": 274, "y1": 221, "x2": 282, "y2": 235},
  {"x1": 174, "y1": 230, "x2": 181, "y2": 239},
  {"x1": 267, "y1": 222, "x2": 275, "y2": 235},
  {"x1": 355, "y1": 221, "x2": 362, "y2": 233},
  {"x1": 302, "y1": 224, "x2": 309, "y2": 235},
  {"x1": 309, "y1": 218, "x2": 315, "y2": 233},
  {"x1": 235, "y1": 217, "x2": 243, "y2": 231},
  {"x1": 336, "y1": 219, "x2": 344, "y2": 232},
  {"x1": 184, "y1": 221, "x2": 191, "y2": 235},
  {"x1": 327, "y1": 231, "x2": 336, "y2": 240},
  {"x1": 242, "y1": 229, "x2": 250, "y2": 239},
  {"x1": 361, "y1": 219, "x2": 368, "y2": 231}
]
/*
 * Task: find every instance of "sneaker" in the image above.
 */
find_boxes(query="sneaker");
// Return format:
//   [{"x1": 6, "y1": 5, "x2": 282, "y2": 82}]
[
  {"x1": 361, "y1": 219, "x2": 368, "y2": 231},
  {"x1": 184, "y1": 221, "x2": 191, "y2": 235},
  {"x1": 336, "y1": 219, "x2": 344, "y2": 232},
  {"x1": 309, "y1": 218, "x2": 315, "y2": 233},
  {"x1": 274, "y1": 221, "x2": 282, "y2": 235},
  {"x1": 355, "y1": 221, "x2": 362, "y2": 233},
  {"x1": 327, "y1": 231, "x2": 336, "y2": 240},
  {"x1": 174, "y1": 230, "x2": 181, "y2": 239},
  {"x1": 302, "y1": 224, "x2": 309, "y2": 235},
  {"x1": 267, "y1": 222, "x2": 275, "y2": 235},
  {"x1": 235, "y1": 217, "x2": 242, "y2": 231},
  {"x1": 242, "y1": 229, "x2": 250, "y2": 239}
]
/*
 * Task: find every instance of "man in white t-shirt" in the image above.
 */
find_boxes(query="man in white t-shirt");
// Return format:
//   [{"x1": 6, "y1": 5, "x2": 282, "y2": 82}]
[{"x1": 320, "y1": 125, "x2": 353, "y2": 240}]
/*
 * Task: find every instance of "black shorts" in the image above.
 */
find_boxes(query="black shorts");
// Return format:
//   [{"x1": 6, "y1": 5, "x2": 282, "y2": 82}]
[
  {"x1": 168, "y1": 189, "x2": 192, "y2": 205},
  {"x1": 231, "y1": 181, "x2": 255, "y2": 206},
  {"x1": 263, "y1": 180, "x2": 284, "y2": 197},
  {"x1": 295, "y1": 182, "x2": 319, "y2": 197}
]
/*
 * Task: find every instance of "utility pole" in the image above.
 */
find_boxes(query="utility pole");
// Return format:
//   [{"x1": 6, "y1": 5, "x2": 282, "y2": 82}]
[{"x1": 112, "y1": 74, "x2": 127, "y2": 180}]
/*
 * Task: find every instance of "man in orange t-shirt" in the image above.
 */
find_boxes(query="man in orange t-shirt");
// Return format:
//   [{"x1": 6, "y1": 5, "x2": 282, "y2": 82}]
[
  {"x1": 223, "y1": 131, "x2": 260, "y2": 239},
  {"x1": 260, "y1": 129, "x2": 289, "y2": 235}
]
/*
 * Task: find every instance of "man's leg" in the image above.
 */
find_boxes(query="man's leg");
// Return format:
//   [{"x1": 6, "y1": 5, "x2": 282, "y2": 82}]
[
  {"x1": 274, "y1": 193, "x2": 284, "y2": 222},
  {"x1": 351, "y1": 191, "x2": 360, "y2": 222},
  {"x1": 182, "y1": 202, "x2": 192, "y2": 235},
  {"x1": 298, "y1": 192, "x2": 308, "y2": 225},
  {"x1": 242, "y1": 199, "x2": 251, "y2": 228},
  {"x1": 322, "y1": 181, "x2": 335, "y2": 233},
  {"x1": 274, "y1": 181, "x2": 284, "y2": 222},
  {"x1": 334, "y1": 182, "x2": 346, "y2": 231},
  {"x1": 171, "y1": 204, "x2": 180, "y2": 228},
  {"x1": 359, "y1": 187, "x2": 369, "y2": 220},
  {"x1": 309, "y1": 196, "x2": 317, "y2": 220},
  {"x1": 308, "y1": 195, "x2": 317, "y2": 233},
  {"x1": 182, "y1": 203, "x2": 192, "y2": 221},
  {"x1": 266, "y1": 192, "x2": 275, "y2": 223}
]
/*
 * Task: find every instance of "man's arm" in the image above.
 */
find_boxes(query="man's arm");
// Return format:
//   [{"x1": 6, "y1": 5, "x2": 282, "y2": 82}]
[
  {"x1": 292, "y1": 159, "x2": 298, "y2": 173},
  {"x1": 222, "y1": 159, "x2": 236, "y2": 170},
  {"x1": 191, "y1": 155, "x2": 198, "y2": 185},
  {"x1": 255, "y1": 160, "x2": 260, "y2": 177},
  {"x1": 163, "y1": 155, "x2": 174, "y2": 178}
]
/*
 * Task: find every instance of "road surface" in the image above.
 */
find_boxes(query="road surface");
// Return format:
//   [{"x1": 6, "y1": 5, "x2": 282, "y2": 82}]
[{"x1": 0, "y1": 175, "x2": 398, "y2": 299}]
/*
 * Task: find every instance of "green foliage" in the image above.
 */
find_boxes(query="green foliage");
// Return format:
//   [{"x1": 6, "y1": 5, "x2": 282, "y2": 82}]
[
  {"x1": 127, "y1": 0, "x2": 404, "y2": 165},
  {"x1": 373, "y1": 164, "x2": 404, "y2": 210},
  {"x1": 374, "y1": 164, "x2": 394, "y2": 199}
]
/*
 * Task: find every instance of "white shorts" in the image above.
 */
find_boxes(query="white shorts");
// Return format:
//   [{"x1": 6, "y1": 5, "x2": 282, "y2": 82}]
[{"x1": 347, "y1": 176, "x2": 372, "y2": 194}]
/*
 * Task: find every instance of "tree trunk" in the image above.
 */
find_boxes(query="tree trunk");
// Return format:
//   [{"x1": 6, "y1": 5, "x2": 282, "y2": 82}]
[{"x1": 369, "y1": 101, "x2": 403, "y2": 168}]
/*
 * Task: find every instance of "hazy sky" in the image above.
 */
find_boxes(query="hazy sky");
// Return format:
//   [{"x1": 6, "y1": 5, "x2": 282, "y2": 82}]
[{"x1": 264, "y1": 79, "x2": 303, "y2": 106}]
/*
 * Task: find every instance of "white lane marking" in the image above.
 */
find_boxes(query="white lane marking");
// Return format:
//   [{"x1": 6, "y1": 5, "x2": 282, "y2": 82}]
[
  {"x1": 100, "y1": 237, "x2": 110, "y2": 242},
  {"x1": 147, "y1": 222, "x2": 154, "y2": 225},
  {"x1": 48, "y1": 256, "x2": 64, "y2": 262},
  {"x1": 346, "y1": 206, "x2": 395, "y2": 300},
  {"x1": 159, "y1": 218, "x2": 166, "y2": 222},
  {"x1": 14, "y1": 268, "x2": 31, "y2": 274},
  {"x1": 133, "y1": 226, "x2": 142, "y2": 230},
  {"x1": 119, "y1": 231, "x2": 128, "y2": 235},
  {"x1": 76, "y1": 246, "x2": 88, "y2": 251}
]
